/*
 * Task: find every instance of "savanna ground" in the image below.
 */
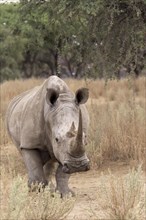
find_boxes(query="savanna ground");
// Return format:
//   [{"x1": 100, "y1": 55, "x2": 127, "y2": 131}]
[{"x1": 0, "y1": 77, "x2": 146, "y2": 220}]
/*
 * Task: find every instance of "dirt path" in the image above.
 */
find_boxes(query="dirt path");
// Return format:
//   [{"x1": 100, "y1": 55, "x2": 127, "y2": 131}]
[
  {"x1": 65, "y1": 162, "x2": 134, "y2": 220},
  {"x1": 66, "y1": 171, "x2": 100, "y2": 220}
]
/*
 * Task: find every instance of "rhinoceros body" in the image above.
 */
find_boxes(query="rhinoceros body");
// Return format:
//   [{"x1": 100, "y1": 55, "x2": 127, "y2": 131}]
[{"x1": 6, "y1": 76, "x2": 90, "y2": 196}]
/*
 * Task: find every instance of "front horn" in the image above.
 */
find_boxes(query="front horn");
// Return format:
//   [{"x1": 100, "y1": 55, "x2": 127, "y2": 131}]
[{"x1": 70, "y1": 109, "x2": 85, "y2": 157}]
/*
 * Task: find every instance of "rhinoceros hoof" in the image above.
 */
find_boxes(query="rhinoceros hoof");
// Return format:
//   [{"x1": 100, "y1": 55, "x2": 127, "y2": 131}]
[
  {"x1": 47, "y1": 181, "x2": 55, "y2": 192},
  {"x1": 55, "y1": 187, "x2": 75, "y2": 198},
  {"x1": 28, "y1": 179, "x2": 48, "y2": 192}
]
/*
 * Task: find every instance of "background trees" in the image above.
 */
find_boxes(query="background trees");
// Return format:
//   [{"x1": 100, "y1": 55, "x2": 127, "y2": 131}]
[{"x1": 0, "y1": 0, "x2": 146, "y2": 81}]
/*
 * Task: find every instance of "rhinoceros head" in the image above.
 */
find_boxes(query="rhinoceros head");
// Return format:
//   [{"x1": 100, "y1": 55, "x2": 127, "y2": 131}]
[{"x1": 44, "y1": 87, "x2": 90, "y2": 174}]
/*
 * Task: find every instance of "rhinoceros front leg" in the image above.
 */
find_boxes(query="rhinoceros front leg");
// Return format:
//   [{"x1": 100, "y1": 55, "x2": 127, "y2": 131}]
[
  {"x1": 43, "y1": 160, "x2": 55, "y2": 192},
  {"x1": 55, "y1": 164, "x2": 75, "y2": 197},
  {"x1": 21, "y1": 149, "x2": 48, "y2": 188}
]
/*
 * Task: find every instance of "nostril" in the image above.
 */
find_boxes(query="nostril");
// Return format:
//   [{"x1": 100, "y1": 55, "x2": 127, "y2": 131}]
[
  {"x1": 64, "y1": 162, "x2": 70, "y2": 169},
  {"x1": 62, "y1": 163, "x2": 70, "y2": 173},
  {"x1": 55, "y1": 137, "x2": 59, "y2": 142},
  {"x1": 86, "y1": 164, "x2": 90, "y2": 171}
]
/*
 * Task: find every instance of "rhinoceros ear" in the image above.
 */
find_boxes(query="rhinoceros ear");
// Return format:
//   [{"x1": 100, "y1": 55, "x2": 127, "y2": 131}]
[
  {"x1": 75, "y1": 88, "x2": 89, "y2": 104},
  {"x1": 46, "y1": 88, "x2": 59, "y2": 105}
]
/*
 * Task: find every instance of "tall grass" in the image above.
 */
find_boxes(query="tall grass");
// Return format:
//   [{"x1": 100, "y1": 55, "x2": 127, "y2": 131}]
[
  {"x1": 87, "y1": 77, "x2": 146, "y2": 169},
  {"x1": 88, "y1": 98, "x2": 146, "y2": 167}
]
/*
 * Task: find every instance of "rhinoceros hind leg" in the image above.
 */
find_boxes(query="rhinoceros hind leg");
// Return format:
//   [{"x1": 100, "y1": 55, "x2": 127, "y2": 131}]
[
  {"x1": 55, "y1": 164, "x2": 75, "y2": 198},
  {"x1": 21, "y1": 149, "x2": 48, "y2": 188}
]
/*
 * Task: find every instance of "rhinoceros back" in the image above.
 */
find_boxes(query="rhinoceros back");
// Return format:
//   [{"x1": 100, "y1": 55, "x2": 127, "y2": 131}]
[{"x1": 6, "y1": 81, "x2": 47, "y2": 149}]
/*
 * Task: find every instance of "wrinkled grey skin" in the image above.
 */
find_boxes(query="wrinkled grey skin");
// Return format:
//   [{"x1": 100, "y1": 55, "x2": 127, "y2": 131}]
[{"x1": 6, "y1": 76, "x2": 90, "y2": 197}]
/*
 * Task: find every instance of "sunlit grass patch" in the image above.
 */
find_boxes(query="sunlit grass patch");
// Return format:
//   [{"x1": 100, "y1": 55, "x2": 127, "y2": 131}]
[
  {"x1": 91, "y1": 166, "x2": 145, "y2": 220},
  {"x1": 88, "y1": 97, "x2": 146, "y2": 168},
  {"x1": 1, "y1": 175, "x2": 75, "y2": 220}
]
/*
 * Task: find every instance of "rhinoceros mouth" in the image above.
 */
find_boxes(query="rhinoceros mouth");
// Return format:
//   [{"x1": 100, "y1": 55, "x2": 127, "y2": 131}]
[{"x1": 62, "y1": 159, "x2": 90, "y2": 174}]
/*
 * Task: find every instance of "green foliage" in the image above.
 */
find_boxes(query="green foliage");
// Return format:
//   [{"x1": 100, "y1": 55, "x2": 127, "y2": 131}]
[
  {"x1": 0, "y1": 5, "x2": 21, "y2": 79},
  {"x1": 0, "y1": 0, "x2": 146, "y2": 81}
]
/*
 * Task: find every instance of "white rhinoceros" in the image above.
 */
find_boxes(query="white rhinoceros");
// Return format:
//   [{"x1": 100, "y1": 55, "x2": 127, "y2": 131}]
[{"x1": 6, "y1": 76, "x2": 90, "y2": 197}]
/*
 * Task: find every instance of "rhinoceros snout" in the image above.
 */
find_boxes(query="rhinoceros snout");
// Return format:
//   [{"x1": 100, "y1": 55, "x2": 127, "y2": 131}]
[{"x1": 62, "y1": 159, "x2": 90, "y2": 174}]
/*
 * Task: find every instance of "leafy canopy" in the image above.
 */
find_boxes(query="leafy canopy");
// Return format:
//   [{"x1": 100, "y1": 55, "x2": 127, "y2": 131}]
[{"x1": 0, "y1": 0, "x2": 146, "y2": 81}]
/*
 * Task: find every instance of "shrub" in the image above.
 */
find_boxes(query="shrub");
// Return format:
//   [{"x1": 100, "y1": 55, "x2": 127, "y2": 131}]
[
  {"x1": 1, "y1": 175, "x2": 75, "y2": 220},
  {"x1": 91, "y1": 166, "x2": 145, "y2": 220}
]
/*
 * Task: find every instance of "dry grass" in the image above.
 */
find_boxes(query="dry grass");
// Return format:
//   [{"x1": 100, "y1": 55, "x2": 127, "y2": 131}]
[
  {"x1": 91, "y1": 166, "x2": 145, "y2": 220},
  {"x1": 86, "y1": 78, "x2": 146, "y2": 169},
  {"x1": 0, "y1": 76, "x2": 146, "y2": 219},
  {"x1": 1, "y1": 168, "x2": 75, "y2": 220},
  {"x1": 88, "y1": 98, "x2": 146, "y2": 168}
]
